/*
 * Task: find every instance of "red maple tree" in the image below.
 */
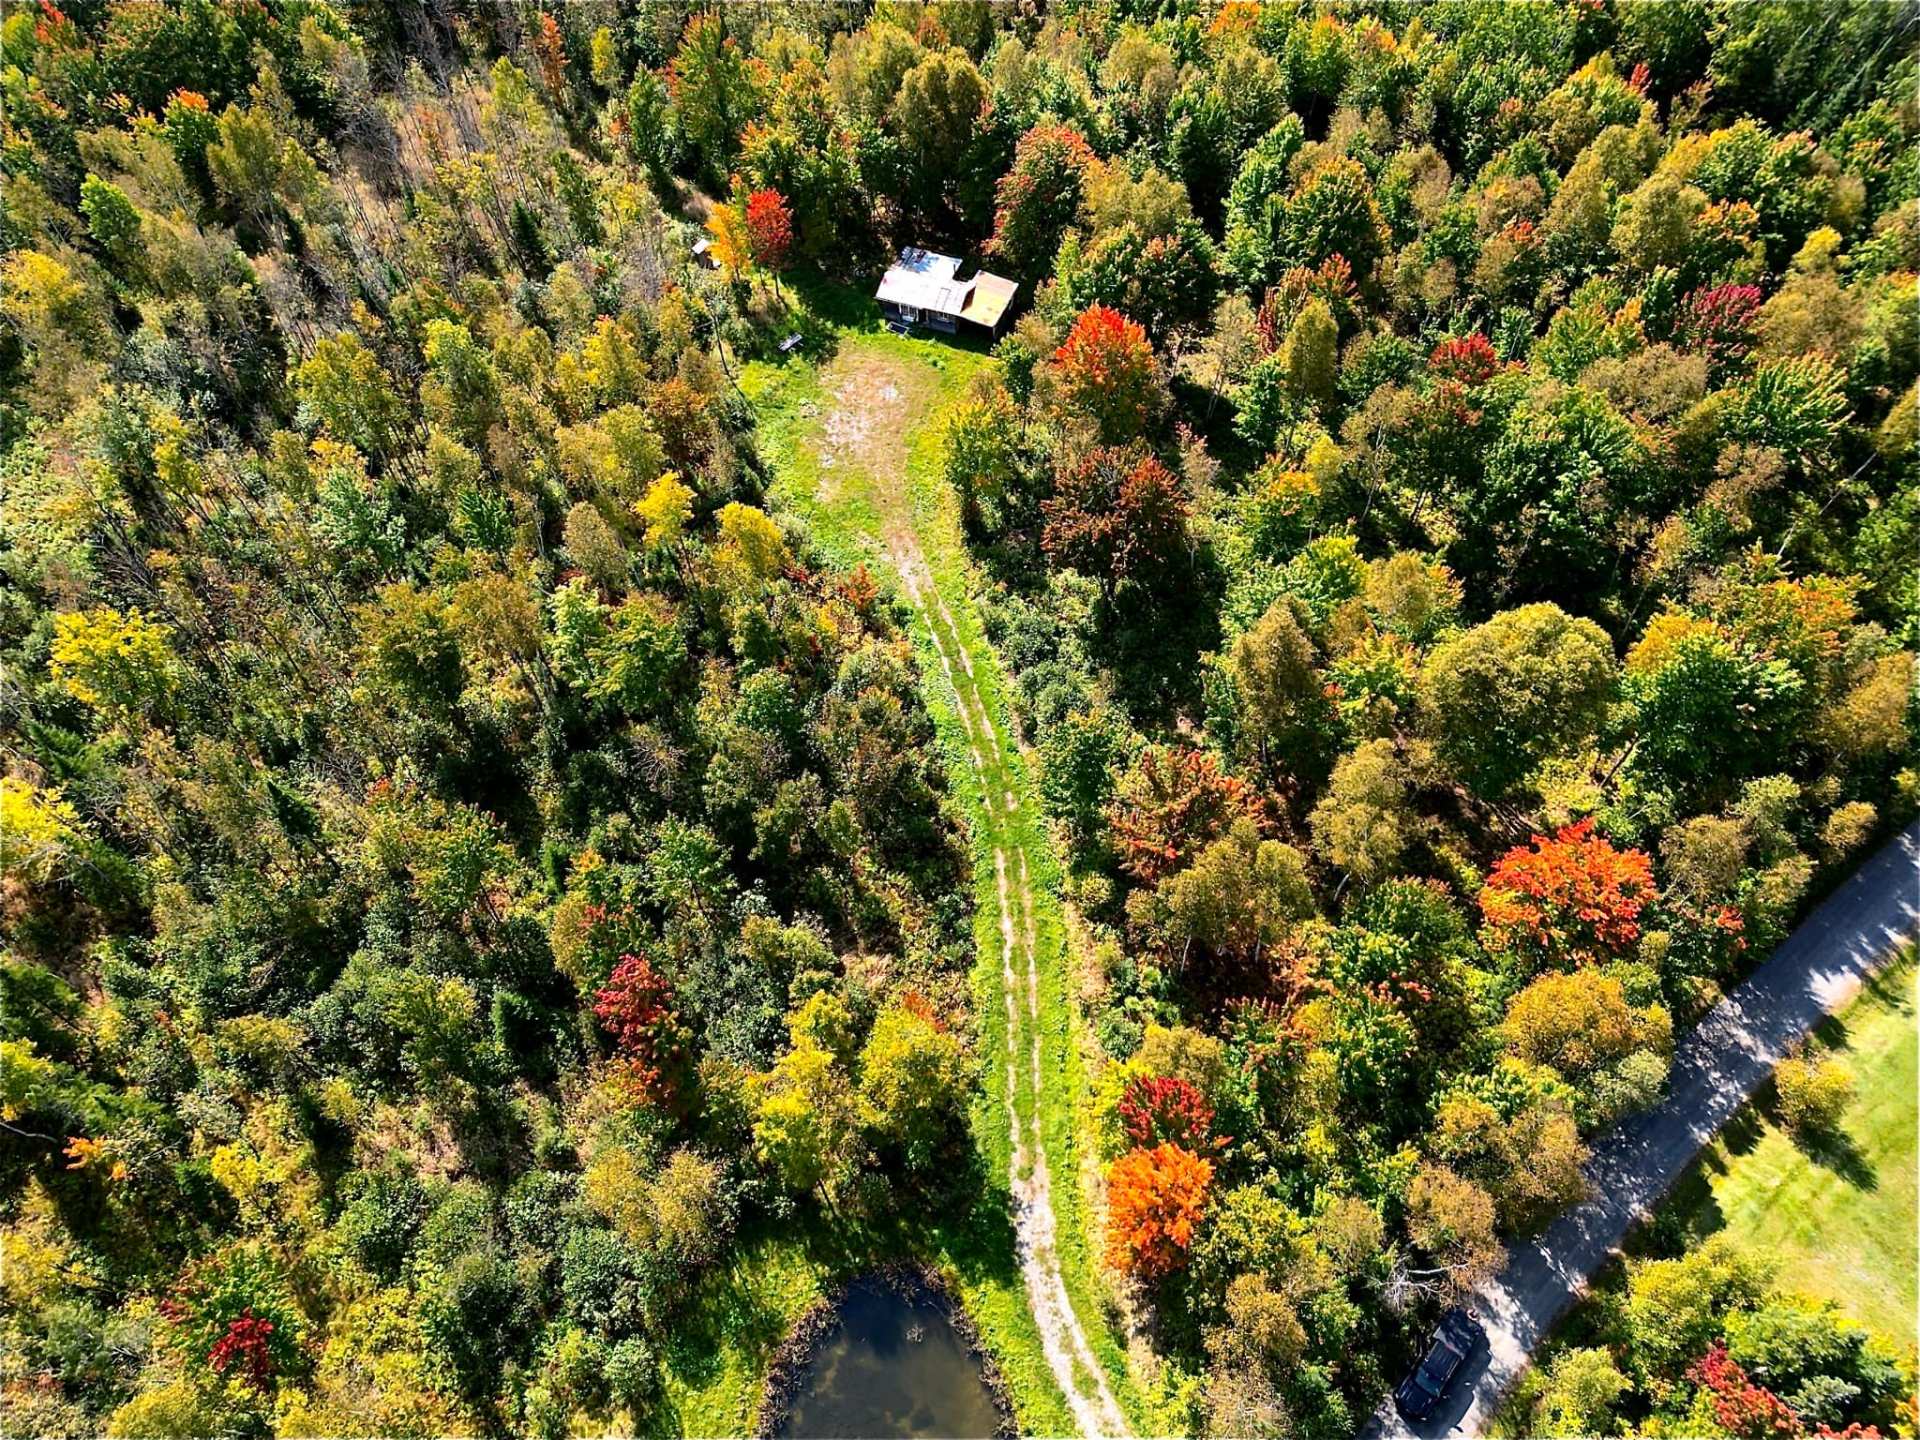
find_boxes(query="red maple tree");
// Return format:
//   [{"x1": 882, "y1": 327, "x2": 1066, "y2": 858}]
[
  {"x1": 1118, "y1": 1074, "x2": 1217, "y2": 1150},
  {"x1": 1679, "y1": 282, "x2": 1765, "y2": 375},
  {"x1": 988, "y1": 121, "x2": 1097, "y2": 275},
  {"x1": 593, "y1": 953, "x2": 687, "y2": 1105},
  {"x1": 1429, "y1": 332, "x2": 1503, "y2": 385},
  {"x1": 1256, "y1": 257, "x2": 1359, "y2": 352},
  {"x1": 743, "y1": 188, "x2": 793, "y2": 279},
  {"x1": 1689, "y1": 1342, "x2": 1801, "y2": 1440},
  {"x1": 1479, "y1": 819, "x2": 1658, "y2": 971},
  {"x1": 208, "y1": 1310, "x2": 278, "y2": 1388}
]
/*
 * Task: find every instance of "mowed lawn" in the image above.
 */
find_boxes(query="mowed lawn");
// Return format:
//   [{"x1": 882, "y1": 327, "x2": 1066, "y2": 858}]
[{"x1": 1661, "y1": 948, "x2": 1916, "y2": 1347}]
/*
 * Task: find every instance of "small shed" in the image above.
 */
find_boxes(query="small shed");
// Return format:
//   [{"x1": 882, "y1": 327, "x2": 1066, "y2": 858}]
[{"x1": 875, "y1": 248, "x2": 1019, "y2": 339}]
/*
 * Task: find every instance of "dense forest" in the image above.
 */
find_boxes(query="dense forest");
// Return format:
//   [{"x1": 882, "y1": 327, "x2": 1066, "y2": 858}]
[{"x1": 1, "y1": 2, "x2": 1915, "y2": 1438}]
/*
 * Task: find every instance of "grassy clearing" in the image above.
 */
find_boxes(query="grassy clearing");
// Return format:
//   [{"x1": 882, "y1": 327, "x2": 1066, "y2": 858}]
[
  {"x1": 738, "y1": 290, "x2": 1146, "y2": 1432},
  {"x1": 653, "y1": 1233, "x2": 830, "y2": 1438},
  {"x1": 1658, "y1": 949, "x2": 1917, "y2": 1347},
  {"x1": 1493, "y1": 947, "x2": 1918, "y2": 1434}
]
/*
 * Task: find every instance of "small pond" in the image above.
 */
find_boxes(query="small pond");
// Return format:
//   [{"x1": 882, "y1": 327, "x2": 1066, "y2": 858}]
[{"x1": 772, "y1": 1275, "x2": 1004, "y2": 1439}]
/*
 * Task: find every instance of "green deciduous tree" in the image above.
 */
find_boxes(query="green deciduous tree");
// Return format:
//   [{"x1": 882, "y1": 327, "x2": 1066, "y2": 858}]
[
  {"x1": 296, "y1": 332, "x2": 407, "y2": 458},
  {"x1": 1534, "y1": 1347, "x2": 1631, "y2": 1436},
  {"x1": 1622, "y1": 1238, "x2": 1769, "y2": 1383},
  {"x1": 753, "y1": 999, "x2": 860, "y2": 1199},
  {"x1": 942, "y1": 385, "x2": 1024, "y2": 534},
  {"x1": 858, "y1": 998, "x2": 969, "y2": 1171},
  {"x1": 1623, "y1": 611, "x2": 1806, "y2": 800},
  {"x1": 1421, "y1": 603, "x2": 1618, "y2": 802},
  {"x1": 1276, "y1": 297, "x2": 1338, "y2": 411},
  {"x1": 1227, "y1": 597, "x2": 1337, "y2": 782},
  {"x1": 1404, "y1": 1163, "x2": 1502, "y2": 1299},
  {"x1": 1309, "y1": 739, "x2": 1426, "y2": 883},
  {"x1": 891, "y1": 48, "x2": 985, "y2": 209},
  {"x1": 80, "y1": 174, "x2": 144, "y2": 268},
  {"x1": 668, "y1": 14, "x2": 756, "y2": 180},
  {"x1": 1772, "y1": 1052, "x2": 1854, "y2": 1138},
  {"x1": 1155, "y1": 819, "x2": 1313, "y2": 968}
]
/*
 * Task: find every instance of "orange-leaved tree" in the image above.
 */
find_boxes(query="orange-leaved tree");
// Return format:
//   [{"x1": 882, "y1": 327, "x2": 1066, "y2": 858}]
[
  {"x1": 705, "y1": 201, "x2": 752, "y2": 280},
  {"x1": 1106, "y1": 744, "x2": 1270, "y2": 883},
  {"x1": 1045, "y1": 305, "x2": 1163, "y2": 444},
  {"x1": 532, "y1": 12, "x2": 568, "y2": 96},
  {"x1": 1105, "y1": 1141, "x2": 1214, "y2": 1278},
  {"x1": 1478, "y1": 819, "x2": 1658, "y2": 973},
  {"x1": 987, "y1": 120, "x2": 1097, "y2": 277}
]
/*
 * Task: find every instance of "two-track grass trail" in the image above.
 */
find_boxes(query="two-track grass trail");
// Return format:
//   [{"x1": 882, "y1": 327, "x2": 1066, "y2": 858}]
[
  {"x1": 901, "y1": 550, "x2": 1128, "y2": 1440},
  {"x1": 744, "y1": 333, "x2": 1134, "y2": 1437}
]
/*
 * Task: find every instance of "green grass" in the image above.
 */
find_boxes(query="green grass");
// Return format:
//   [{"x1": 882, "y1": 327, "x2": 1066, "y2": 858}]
[
  {"x1": 653, "y1": 1233, "x2": 832, "y2": 1438},
  {"x1": 1494, "y1": 947, "x2": 1918, "y2": 1435},
  {"x1": 734, "y1": 285, "x2": 1151, "y2": 1433},
  {"x1": 1658, "y1": 949, "x2": 1917, "y2": 1347}
]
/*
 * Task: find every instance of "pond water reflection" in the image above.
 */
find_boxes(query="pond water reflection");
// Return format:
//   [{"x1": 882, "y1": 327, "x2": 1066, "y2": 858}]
[{"x1": 774, "y1": 1276, "x2": 1003, "y2": 1439}]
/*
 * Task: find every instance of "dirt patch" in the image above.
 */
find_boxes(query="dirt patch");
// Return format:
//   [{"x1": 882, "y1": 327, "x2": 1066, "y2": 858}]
[
  {"x1": 818, "y1": 353, "x2": 922, "y2": 472},
  {"x1": 815, "y1": 350, "x2": 942, "y2": 561}
]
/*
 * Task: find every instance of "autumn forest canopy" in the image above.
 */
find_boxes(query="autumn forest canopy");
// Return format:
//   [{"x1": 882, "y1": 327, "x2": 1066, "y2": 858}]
[{"x1": 0, "y1": 2, "x2": 1916, "y2": 1438}]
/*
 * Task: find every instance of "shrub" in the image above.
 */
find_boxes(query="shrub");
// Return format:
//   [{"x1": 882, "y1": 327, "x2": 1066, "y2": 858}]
[{"x1": 1773, "y1": 1053, "x2": 1854, "y2": 1137}]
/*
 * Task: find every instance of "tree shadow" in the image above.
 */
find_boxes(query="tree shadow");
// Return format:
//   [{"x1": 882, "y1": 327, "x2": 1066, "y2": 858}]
[
  {"x1": 929, "y1": 1161, "x2": 1023, "y2": 1294},
  {"x1": 1809, "y1": 1008, "x2": 1855, "y2": 1053},
  {"x1": 1857, "y1": 959, "x2": 1916, "y2": 1018},
  {"x1": 657, "y1": 1227, "x2": 817, "y2": 1401},
  {"x1": 1639, "y1": 1159, "x2": 1729, "y2": 1259},
  {"x1": 744, "y1": 294, "x2": 843, "y2": 366},
  {"x1": 638, "y1": 1387, "x2": 685, "y2": 1440},
  {"x1": 788, "y1": 269, "x2": 887, "y2": 335},
  {"x1": 1086, "y1": 550, "x2": 1226, "y2": 726},
  {"x1": 1167, "y1": 373, "x2": 1264, "y2": 477},
  {"x1": 1714, "y1": 1102, "x2": 1767, "y2": 1162},
  {"x1": 447, "y1": 1084, "x2": 529, "y2": 1185},
  {"x1": 1796, "y1": 1124, "x2": 1879, "y2": 1190}
]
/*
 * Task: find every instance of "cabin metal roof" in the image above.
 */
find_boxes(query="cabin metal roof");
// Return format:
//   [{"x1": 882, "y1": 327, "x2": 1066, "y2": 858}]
[{"x1": 875, "y1": 248, "x2": 1018, "y2": 324}]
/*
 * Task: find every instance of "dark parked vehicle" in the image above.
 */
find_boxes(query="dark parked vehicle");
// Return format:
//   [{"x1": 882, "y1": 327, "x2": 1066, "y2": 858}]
[{"x1": 1393, "y1": 1308, "x2": 1486, "y2": 1422}]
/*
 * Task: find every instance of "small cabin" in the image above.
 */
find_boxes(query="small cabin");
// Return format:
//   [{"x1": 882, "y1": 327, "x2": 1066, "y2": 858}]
[{"x1": 875, "y1": 248, "x2": 1019, "y2": 339}]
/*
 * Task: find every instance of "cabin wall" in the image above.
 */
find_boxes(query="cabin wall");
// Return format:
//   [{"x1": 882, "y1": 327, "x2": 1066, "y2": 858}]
[{"x1": 878, "y1": 300, "x2": 961, "y2": 333}]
